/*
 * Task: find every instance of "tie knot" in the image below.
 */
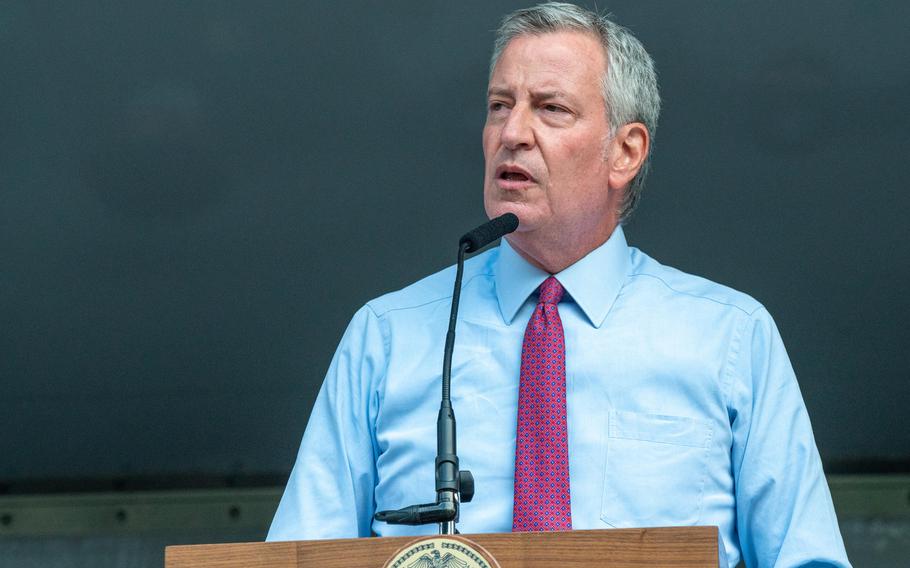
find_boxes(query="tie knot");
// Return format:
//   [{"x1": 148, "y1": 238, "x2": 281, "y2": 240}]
[{"x1": 537, "y1": 276, "x2": 564, "y2": 305}]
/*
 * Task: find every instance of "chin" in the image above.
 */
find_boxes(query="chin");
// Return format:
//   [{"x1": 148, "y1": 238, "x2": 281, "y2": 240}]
[
  {"x1": 489, "y1": 199, "x2": 547, "y2": 228},
  {"x1": 487, "y1": 210, "x2": 521, "y2": 233},
  {"x1": 484, "y1": 201, "x2": 508, "y2": 220},
  {"x1": 485, "y1": 196, "x2": 521, "y2": 218}
]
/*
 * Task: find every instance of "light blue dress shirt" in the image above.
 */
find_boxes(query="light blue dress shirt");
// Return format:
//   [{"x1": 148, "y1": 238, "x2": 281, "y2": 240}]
[{"x1": 268, "y1": 227, "x2": 850, "y2": 567}]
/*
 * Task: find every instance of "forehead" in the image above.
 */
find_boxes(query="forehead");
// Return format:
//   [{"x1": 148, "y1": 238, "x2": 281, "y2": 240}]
[{"x1": 489, "y1": 31, "x2": 606, "y2": 95}]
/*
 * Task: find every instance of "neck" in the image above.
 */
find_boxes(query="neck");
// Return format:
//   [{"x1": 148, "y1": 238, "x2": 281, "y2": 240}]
[{"x1": 505, "y1": 226, "x2": 616, "y2": 274}]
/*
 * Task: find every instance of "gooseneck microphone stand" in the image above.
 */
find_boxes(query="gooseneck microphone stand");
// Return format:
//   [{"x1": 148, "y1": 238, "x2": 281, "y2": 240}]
[{"x1": 374, "y1": 213, "x2": 519, "y2": 535}]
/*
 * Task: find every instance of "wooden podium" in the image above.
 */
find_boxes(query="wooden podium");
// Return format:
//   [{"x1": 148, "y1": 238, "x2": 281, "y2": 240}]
[{"x1": 165, "y1": 526, "x2": 725, "y2": 567}]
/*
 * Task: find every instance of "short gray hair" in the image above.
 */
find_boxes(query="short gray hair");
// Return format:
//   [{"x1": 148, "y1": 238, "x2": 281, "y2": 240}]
[{"x1": 490, "y1": 2, "x2": 661, "y2": 222}]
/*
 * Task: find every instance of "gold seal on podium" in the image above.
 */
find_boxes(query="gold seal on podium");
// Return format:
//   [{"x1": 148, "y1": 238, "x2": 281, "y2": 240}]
[{"x1": 384, "y1": 536, "x2": 500, "y2": 568}]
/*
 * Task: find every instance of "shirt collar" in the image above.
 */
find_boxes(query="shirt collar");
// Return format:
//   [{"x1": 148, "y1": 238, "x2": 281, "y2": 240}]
[{"x1": 493, "y1": 225, "x2": 631, "y2": 328}]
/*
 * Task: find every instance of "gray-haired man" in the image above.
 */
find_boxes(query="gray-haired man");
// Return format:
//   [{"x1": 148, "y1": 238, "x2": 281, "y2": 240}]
[{"x1": 269, "y1": 4, "x2": 850, "y2": 566}]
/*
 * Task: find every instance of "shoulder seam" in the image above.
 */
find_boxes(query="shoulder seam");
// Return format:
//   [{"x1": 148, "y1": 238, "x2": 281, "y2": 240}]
[
  {"x1": 367, "y1": 271, "x2": 495, "y2": 318},
  {"x1": 627, "y1": 272, "x2": 762, "y2": 315}
]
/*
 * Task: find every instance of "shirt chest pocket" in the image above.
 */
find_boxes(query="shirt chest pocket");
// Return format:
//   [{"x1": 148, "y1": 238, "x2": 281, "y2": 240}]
[{"x1": 601, "y1": 410, "x2": 713, "y2": 528}]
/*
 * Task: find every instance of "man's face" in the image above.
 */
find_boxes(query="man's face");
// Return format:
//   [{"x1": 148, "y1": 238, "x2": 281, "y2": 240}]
[{"x1": 483, "y1": 31, "x2": 620, "y2": 258}]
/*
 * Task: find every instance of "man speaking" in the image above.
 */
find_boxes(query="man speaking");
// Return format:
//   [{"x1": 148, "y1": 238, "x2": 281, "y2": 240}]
[{"x1": 268, "y1": 3, "x2": 850, "y2": 566}]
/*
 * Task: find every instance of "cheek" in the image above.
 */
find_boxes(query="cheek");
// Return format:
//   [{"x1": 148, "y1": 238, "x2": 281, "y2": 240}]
[
  {"x1": 482, "y1": 126, "x2": 497, "y2": 159},
  {"x1": 564, "y1": 146, "x2": 610, "y2": 195},
  {"x1": 546, "y1": 148, "x2": 608, "y2": 209},
  {"x1": 571, "y1": 143, "x2": 606, "y2": 173}
]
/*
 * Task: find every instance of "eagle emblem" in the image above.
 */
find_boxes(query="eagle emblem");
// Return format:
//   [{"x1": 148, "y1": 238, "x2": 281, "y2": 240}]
[
  {"x1": 407, "y1": 549, "x2": 469, "y2": 568},
  {"x1": 384, "y1": 537, "x2": 496, "y2": 568}
]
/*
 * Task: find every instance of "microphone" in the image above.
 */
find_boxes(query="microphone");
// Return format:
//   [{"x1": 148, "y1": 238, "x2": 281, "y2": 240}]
[
  {"x1": 375, "y1": 213, "x2": 519, "y2": 534},
  {"x1": 459, "y1": 213, "x2": 519, "y2": 253}
]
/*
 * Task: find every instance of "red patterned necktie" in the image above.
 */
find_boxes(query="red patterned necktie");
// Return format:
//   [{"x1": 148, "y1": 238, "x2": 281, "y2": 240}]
[{"x1": 512, "y1": 276, "x2": 571, "y2": 531}]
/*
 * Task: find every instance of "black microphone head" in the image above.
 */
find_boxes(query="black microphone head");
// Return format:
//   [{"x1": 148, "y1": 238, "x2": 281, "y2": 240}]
[{"x1": 459, "y1": 213, "x2": 519, "y2": 253}]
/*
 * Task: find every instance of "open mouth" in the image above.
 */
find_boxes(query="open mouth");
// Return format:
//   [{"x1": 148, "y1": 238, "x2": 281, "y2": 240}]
[
  {"x1": 496, "y1": 164, "x2": 534, "y2": 183},
  {"x1": 500, "y1": 171, "x2": 530, "y2": 182}
]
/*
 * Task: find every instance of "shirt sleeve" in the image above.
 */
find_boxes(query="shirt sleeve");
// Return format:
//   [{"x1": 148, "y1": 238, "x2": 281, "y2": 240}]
[
  {"x1": 728, "y1": 307, "x2": 851, "y2": 567},
  {"x1": 266, "y1": 305, "x2": 386, "y2": 541}
]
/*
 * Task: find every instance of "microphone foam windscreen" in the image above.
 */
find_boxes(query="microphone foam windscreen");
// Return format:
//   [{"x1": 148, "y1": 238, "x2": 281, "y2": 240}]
[{"x1": 459, "y1": 213, "x2": 519, "y2": 253}]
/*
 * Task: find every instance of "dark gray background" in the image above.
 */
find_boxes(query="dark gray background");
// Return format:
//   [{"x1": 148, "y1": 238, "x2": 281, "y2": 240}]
[{"x1": 1, "y1": 0, "x2": 907, "y2": 487}]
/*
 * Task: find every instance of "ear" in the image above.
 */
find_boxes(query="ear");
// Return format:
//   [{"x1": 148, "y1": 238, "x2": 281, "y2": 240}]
[{"x1": 607, "y1": 122, "x2": 650, "y2": 190}]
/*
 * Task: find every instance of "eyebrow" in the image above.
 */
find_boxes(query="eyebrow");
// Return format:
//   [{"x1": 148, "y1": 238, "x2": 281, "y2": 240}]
[
  {"x1": 533, "y1": 91, "x2": 571, "y2": 102},
  {"x1": 487, "y1": 87, "x2": 573, "y2": 102}
]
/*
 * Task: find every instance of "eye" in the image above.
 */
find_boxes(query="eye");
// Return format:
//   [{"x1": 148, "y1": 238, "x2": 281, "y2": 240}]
[
  {"x1": 543, "y1": 103, "x2": 568, "y2": 113},
  {"x1": 488, "y1": 101, "x2": 508, "y2": 112}
]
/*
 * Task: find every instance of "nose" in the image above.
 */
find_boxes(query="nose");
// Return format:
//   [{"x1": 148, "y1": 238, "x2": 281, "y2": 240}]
[{"x1": 500, "y1": 104, "x2": 535, "y2": 150}]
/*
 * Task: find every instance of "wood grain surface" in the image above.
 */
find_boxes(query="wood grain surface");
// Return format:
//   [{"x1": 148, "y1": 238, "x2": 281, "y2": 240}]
[{"x1": 165, "y1": 526, "x2": 719, "y2": 567}]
